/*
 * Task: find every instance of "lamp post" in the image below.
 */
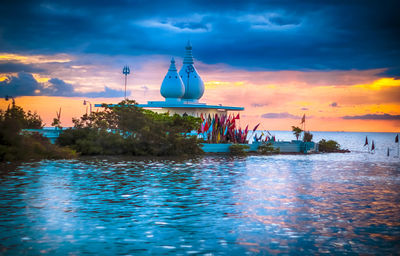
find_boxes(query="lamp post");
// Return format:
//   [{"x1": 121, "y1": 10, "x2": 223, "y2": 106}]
[
  {"x1": 122, "y1": 65, "x2": 131, "y2": 100},
  {"x1": 83, "y1": 100, "x2": 92, "y2": 115},
  {"x1": 5, "y1": 95, "x2": 15, "y2": 105}
]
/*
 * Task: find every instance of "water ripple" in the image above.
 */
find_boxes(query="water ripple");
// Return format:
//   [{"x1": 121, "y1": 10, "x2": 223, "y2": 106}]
[{"x1": 0, "y1": 154, "x2": 399, "y2": 255}]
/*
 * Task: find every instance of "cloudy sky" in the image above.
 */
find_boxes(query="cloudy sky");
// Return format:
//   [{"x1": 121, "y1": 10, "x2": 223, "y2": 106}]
[{"x1": 0, "y1": 0, "x2": 399, "y2": 131}]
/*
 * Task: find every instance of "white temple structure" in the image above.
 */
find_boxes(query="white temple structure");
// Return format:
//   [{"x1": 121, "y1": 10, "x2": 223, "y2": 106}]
[{"x1": 138, "y1": 41, "x2": 244, "y2": 116}]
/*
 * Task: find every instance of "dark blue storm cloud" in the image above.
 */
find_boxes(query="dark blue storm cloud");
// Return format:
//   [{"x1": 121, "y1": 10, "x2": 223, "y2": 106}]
[
  {"x1": 0, "y1": 62, "x2": 44, "y2": 73},
  {"x1": 0, "y1": 0, "x2": 399, "y2": 75},
  {"x1": 0, "y1": 72, "x2": 127, "y2": 98}
]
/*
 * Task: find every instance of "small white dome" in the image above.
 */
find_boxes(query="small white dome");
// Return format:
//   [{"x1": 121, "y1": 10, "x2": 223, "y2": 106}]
[{"x1": 160, "y1": 58, "x2": 185, "y2": 99}]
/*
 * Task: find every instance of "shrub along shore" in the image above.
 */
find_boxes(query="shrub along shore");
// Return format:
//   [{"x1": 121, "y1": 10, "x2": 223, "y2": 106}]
[
  {"x1": 1, "y1": 100, "x2": 203, "y2": 161},
  {"x1": 1, "y1": 100, "x2": 347, "y2": 161}
]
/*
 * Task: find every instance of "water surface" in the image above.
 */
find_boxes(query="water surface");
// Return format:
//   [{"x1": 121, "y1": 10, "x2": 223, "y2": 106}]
[{"x1": 0, "y1": 132, "x2": 399, "y2": 255}]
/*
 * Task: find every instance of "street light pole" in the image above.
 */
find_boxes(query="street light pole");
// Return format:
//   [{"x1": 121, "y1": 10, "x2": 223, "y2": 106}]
[
  {"x1": 83, "y1": 100, "x2": 92, "y2": 114},
  {"x1": 5, "y1": 95, "x2": 15, "y2": 106},
  {"x1": 122, "y1": 65, "x2": 131, "y2": 100}
]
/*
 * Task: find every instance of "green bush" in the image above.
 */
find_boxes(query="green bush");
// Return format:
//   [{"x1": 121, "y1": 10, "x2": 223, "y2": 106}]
[
  {"x1": 318, "y1": 139, "x2": 340, "y2": 152},
  {"x1": 303, "y1": 131, "x2": 313, "y2": 142},
  {"x1": 0, "y1": 104, "x2": 74, "y2": 161},
  {"x1": 257, "y1": 142, "x2": 280, "y2": 154},
  {"x1": 0, "y1": 132, "x2": 76, "y2": 161},
  {"x1": 58, "y1": 100, "x2": 204, "y2": 157},
  {"x1": 229, "y1": 144, "x2": 250, "y2": 156}
]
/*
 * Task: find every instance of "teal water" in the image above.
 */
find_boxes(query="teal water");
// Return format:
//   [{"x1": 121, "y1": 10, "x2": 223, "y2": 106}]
[{"x1": 0, "y1": 132, "x2": 399, "y2": 255}]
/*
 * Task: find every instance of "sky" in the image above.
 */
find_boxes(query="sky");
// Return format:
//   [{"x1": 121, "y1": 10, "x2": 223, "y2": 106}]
[{"x1": 0, "y1": 0, "x2": 399, "y2": 132}]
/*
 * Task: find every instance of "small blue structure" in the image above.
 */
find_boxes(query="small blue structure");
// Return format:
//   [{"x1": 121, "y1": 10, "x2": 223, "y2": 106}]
[
  {"x1": 23, "y1": 128, "x2": 64, "y2": 144},
  {"x1": 201, "y1": 141, "x2": 318, "y2": 154}
]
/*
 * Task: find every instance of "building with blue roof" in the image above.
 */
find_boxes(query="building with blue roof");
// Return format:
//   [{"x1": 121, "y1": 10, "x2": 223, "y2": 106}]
[
  {"x1": 95, "y1": 41, "x2": 244, "y2": 116},
  {"x1": 137, "y1": 41, "x2": 244, "y2": 117}
]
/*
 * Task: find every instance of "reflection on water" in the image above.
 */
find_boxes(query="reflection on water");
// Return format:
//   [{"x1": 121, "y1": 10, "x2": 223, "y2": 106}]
[{"x1": 0, "y1": 154, "x2": 399, "y2": 255}]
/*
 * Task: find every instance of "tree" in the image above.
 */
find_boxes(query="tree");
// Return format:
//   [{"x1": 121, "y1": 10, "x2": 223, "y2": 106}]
[
  {"x1": 303, "y1": 131, "x2": 313, "y2": 142},
  {"x1": 318, "y1": 139, "x2": 340, "y2": 152},
  {"x1": 51, "y1": 107, "x2": 62, "y2": 130},
  {"x1": 291, "y1": 126, "x2": 303, "y2": 140},
  {"x1": 0, "y1": 104, "x2": 74, "y2": 161},
  {"x1": 58, "y1": 100, "x2": 203, "y2": 156}
]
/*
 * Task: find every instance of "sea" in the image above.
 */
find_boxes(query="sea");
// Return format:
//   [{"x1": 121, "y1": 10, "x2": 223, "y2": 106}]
[{"x1": 0, "y1": 131, "x2": 399, "y2": 255}]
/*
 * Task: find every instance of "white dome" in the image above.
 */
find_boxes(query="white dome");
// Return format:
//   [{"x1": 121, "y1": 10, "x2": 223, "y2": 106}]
[
  {"x1": 160, "y1": 58, "x2": 185, "y2": 99},
  {"x1": 179, "y1": 41, "x2": 204, "y2": 100}
]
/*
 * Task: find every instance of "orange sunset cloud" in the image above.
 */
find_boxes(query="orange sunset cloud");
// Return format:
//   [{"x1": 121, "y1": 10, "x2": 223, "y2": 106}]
[{"x1": 1, "y1": 53, "x2": 399, "y2": 132}]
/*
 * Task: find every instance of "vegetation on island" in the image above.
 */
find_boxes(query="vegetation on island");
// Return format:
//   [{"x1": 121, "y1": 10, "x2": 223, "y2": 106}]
[
  {"x1": 291, "y1": 126, "x2": 314, "y2": 143},
  {"x1": 291, "y1": 126, "x2": 303, "y2": 140},
  {"x1": 257, "y1": 142, "x2": 280, "y2": 155},
  {"x1": 0, "y1": 103, "x2": 76, "y2": 161},
  {"x1": 0, "y1": 100, "x2": 350, "y2": 161},
  {"x1": 318, "y1": 139, "x2": 342, "y2": 152},
  {"x1": 303, "y1": 131, "x2": 313, "y2": 142},
  {"x1": 229, "y1": 144, "x2": 250, "y2": 156},
  {"x1": 57, "y1": 100, "x2": 204, "y2": 157}
]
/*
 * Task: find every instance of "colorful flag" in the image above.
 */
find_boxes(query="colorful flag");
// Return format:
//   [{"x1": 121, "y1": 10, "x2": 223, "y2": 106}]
[
  {"x1": 300, "y1": 114, "x2": 305, "y2": 124},
  {"x1": 396, "y1": 134, "x2": 399, "y2": 143},
  {"x1": 364, "y1": 136, "x2": 368, "y2": 146},
  {"x1": 253, "y1": 123, "x2": 260, "y2": 132}
]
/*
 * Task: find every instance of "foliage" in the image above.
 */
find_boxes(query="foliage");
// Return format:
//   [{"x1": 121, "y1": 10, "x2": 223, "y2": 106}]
[
  {"x1": 59, "y1": 100, "x2": 203, "y2": 156},
  {"x1": 0, "y1": 104, "x2": 43, "y2": 131},
  {"x1": 51, "y1": 107, "x2": 62, "y2": 129},
  {"x1": 229, "y1": 144, "x2": 250, "y2": 156},
  {"x1": 0, "y1": 132, "x2": 76, "y2": 161},
  {"x1": 318, "y1": 139, "x2": 340, "y2": 152},
  {"x1": 257, "y1": 142, "x2": 280, "y2": 154},
  {"x1": 0, "y1": 104, "x2": 44, "y2": 147},
  {"x1": 303, "y1": 131, "x2": 313, "y2": 142},
  {"x1": 291, "y1": 126, "x2": 303, "y2": 140},
  {"x1": 0, "y1": 104, "x2": 74, "y2": 161}
]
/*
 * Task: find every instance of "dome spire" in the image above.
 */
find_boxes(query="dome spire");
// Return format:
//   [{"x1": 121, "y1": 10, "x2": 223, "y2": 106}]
[
  {"x1": 179, "y1": 41, "x2": 205, "y2": 101},
  {"x1": 169, "y1": 57, "x2": 177, "y2": 71},
  {"x1": 183, "y1": 40, "x2": 194, "y2": 64},
  {"x1": 160, "y1": 57, "x2": 185, "y2": 100}
]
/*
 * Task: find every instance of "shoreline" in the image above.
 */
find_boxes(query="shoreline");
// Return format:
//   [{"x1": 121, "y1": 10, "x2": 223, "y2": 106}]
[{"x1": 0, "y1": 150, "x2": 352, "y2": 165}]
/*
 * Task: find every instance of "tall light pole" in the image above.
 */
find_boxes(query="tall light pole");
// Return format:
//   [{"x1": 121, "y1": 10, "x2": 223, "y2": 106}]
[
  {"x1": 83, "y1": 100, "x2": 92, "y2": 114},
  {"x1": 5, "y1": 95, "x2": 15, "y2": 106},
  {"x1": 122, "y1": 65, "x2": 131, "y2": 100}
]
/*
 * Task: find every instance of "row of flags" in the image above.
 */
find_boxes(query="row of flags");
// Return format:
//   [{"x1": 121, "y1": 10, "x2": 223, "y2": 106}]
[
  {"x1": 364, "y1": 134, "x2": 399, "y2": 156},
  {"x1": 363, "y1": 136, "x2": 375, "y2": 151},
  {"x1": 198, "y1": 113, "x2": 261, "y2": 144}
]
